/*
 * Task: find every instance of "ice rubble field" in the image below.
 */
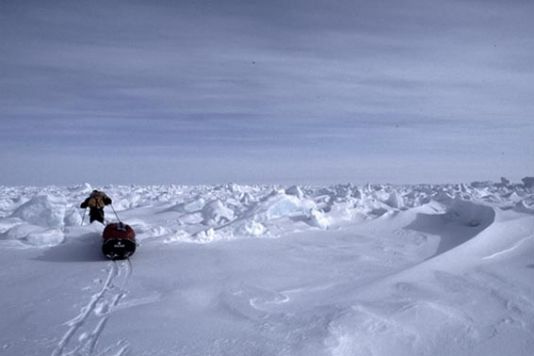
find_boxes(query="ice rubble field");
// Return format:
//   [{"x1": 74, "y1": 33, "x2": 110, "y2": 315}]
[{"x1": 1, "y1": 181, "x2": 534, "y2": 356}]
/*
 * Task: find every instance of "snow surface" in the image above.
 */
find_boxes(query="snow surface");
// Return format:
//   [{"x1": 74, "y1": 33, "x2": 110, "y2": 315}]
[{"x1": 1, "y1": 181, "x2": 534, "y2": 356}]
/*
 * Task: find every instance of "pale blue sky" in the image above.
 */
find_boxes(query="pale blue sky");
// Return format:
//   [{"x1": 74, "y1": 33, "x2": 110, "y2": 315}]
[{"x1": 1, "y1": 0, "x2": 532, "y2": 185}]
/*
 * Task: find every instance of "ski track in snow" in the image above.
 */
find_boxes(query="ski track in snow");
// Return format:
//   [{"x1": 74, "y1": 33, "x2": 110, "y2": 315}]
[{"x1": 51, "y1": 260, "x2": 132, "y2": 356}]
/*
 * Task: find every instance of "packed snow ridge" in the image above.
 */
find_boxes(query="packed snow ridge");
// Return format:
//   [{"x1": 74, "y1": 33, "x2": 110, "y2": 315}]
[{"x1": 0, "y1": 179, "x2": 532, "y2": 247}]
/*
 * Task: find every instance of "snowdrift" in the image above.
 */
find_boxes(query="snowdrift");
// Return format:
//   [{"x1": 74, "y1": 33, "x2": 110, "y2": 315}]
[
  {"x1": 1, "y1": 180, "x2": 533, "y2": 356},
  {"x1": 0, "y1": 181, "x2": 532, "y2": 248}
]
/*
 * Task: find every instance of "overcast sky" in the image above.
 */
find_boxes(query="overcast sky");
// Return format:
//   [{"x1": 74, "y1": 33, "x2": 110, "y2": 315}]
[{"x1": 1, "y1": 0, "x2": 532, "y2": 186}]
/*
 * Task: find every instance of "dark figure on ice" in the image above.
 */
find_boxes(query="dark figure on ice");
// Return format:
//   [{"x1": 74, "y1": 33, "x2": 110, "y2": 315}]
[{"x1": 80, "y1": 190, "x2": 112, "y2": 224}]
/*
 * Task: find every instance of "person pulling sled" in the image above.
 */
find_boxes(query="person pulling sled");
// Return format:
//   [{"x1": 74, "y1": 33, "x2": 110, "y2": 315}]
[
  {"x1": 80, "y1": 190, "x2": 136, "y2": 259},
  {"x1": 80, "y1": 190, "x2": 112, "y2": 224}
]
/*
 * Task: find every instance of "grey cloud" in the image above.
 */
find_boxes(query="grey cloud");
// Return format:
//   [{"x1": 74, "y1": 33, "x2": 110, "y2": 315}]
[{"x1": 0, "y1": 0, "x2": 533, "y2": 184}]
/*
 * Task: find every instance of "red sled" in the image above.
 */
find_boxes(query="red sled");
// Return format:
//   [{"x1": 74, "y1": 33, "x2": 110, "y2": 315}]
[{"x1": 102, "y1": 222, "x2": 136, "y2": 260}]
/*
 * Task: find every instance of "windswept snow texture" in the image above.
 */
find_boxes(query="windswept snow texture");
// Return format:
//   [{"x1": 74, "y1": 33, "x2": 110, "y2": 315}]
[{"x1": 1, "y1": 181, "x2": 534, "y2": 356}]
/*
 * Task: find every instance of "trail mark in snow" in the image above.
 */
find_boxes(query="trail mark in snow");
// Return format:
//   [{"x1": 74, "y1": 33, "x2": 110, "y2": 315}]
[{"x1": 51, "y1": 260, "x2": 132, "y2": 356}]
